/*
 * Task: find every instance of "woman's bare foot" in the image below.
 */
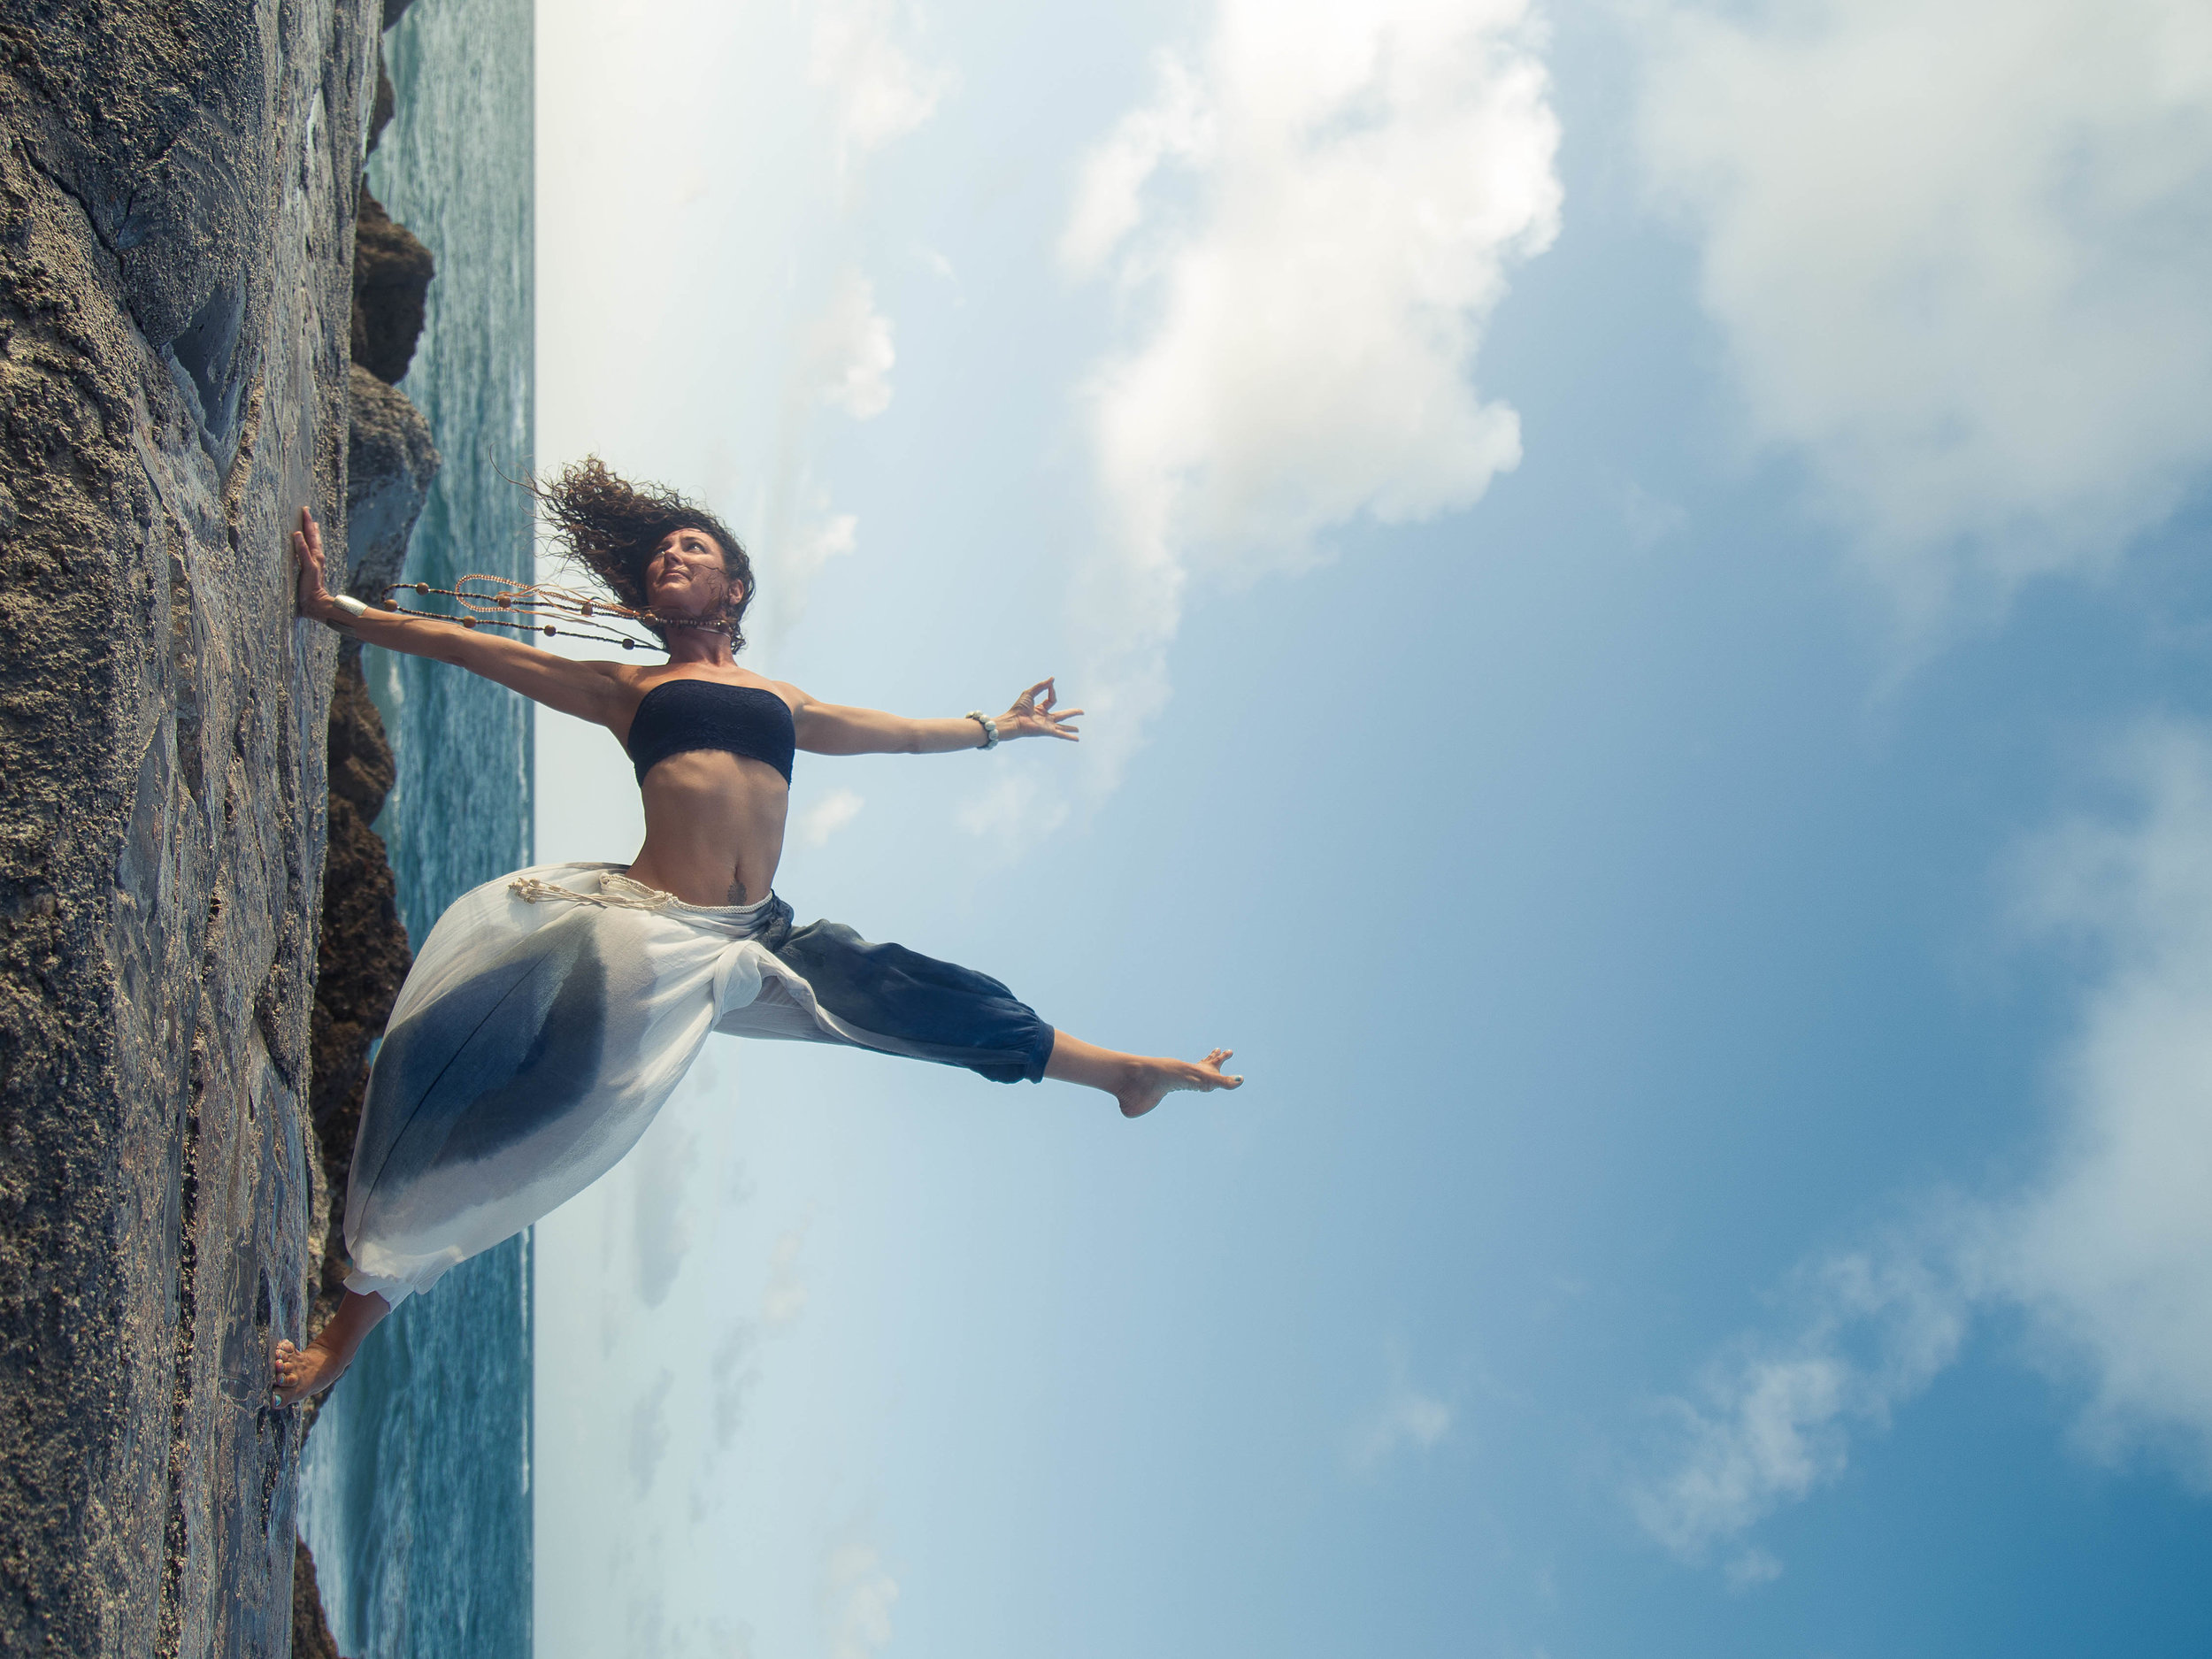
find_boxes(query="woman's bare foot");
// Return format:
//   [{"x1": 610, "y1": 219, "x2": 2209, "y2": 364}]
[
  {"x1": 1044, "y1": 1031, "x2": 1243, "y2": 1118},
  {"x1": 1113, "y1": 1048, "x2": 1242, "y2": 1118},
  {"x1": 271, "y1": 1335, "x2": 351, "y2": 1407},
  {"x1": 269, "y1": 1287, "x2": 391, "y2": 1408}
]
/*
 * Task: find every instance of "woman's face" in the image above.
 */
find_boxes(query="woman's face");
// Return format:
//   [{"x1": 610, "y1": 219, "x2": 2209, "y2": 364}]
[{"x1": 646, "y1": 527, "x2": 740, "y2": 617}]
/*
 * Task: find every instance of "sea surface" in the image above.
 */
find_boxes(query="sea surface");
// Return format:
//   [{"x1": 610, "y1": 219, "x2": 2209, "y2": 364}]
[{"x1": 298, "y1": 0, "x2": 536, "y2": 1652}]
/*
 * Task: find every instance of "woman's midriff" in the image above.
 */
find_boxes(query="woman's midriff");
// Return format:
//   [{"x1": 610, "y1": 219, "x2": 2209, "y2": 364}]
[{"x1": 625, "y1": 749, "x2": 789, "y2": 907}]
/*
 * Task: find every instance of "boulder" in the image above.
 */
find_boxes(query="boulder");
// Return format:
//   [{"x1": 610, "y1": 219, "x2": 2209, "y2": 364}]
[
  {"x1": 365, "y1": 41, "x2": 396, "y2": 157},
  {"x1": 290, "y1": 1536, "x2": 347, "y2": 1659},
  {"x1": 350, "y1": 188, "x2": 433, "y2": 385},
  {"x1": 345, "y1": 363, "x2": 441, "y2": 600}
]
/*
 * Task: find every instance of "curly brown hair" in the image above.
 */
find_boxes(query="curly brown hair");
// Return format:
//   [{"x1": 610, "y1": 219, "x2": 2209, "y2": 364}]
[{"x1": 532, "y1": 457, "x2": 756, "y2": 650}]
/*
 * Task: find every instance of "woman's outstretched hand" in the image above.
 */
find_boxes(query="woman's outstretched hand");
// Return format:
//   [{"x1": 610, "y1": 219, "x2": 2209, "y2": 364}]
[
  {"x1": 291, "y1": 507, "x2": 336, "y2": 622},
  {"x1": 1000, "y1": 677, "x2": 1083, "y2": 741}
]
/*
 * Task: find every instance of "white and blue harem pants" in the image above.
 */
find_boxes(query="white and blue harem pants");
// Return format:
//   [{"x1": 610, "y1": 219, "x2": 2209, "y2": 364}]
[{"x1": 341, "y1": 862, "x2": 1055, "y2": 1306}]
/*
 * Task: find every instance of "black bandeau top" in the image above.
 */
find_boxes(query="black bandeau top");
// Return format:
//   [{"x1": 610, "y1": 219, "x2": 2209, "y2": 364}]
[{"x1": 626, "y1": 679, "x2": 795, "y2": 785}]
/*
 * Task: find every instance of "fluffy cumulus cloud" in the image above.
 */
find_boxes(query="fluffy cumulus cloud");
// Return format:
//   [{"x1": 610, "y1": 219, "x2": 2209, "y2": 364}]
[
  {"x1": 1064, "y1": 0, "x2": 1561, "y2": 784},
  {"x1": 810, "y1": 0, "x2": 952, "y2": 173},
  {"x1": 747, "y1": 283, "x2": 882, "y2": 650},
  {"x1": 752, "y1": 48, "x2": 922, "y2": 641},
  {"x1": 693, "y1": 1222, "x2": 812, "y2": 1452},
  {"x1": 1632, "y1": 1245, "x2": 1967, "y2": 1576},
  {"x1": 821, "y1": 1538, "x2": 901, "y2": 1659},
  {"x1": 785, "y1": 505, "x2": 860, "y2": 581},
  {"x1": 1640, "y1": 0, "x2": 2212, "y2": 622},
  {"x1": 1993, "y1": 725, "x2": 2212, "y2": 1471},
  {"x1": 811, "y1": 270, "x2": 898, "y2": 421},
  {"x1": 798, "y1": 786, "x2": 866, "y2": 848},
  {"x1": 710, "y1": 1322, "x2": 764, "y2": 1448},
  {"x1": 760, "y1": 1224, "x2": 812, "y2": 1330},
  {"x1": 629, "y1": 1369, "x2": 680, "y2": 1495},
  {"x1": 955, "y1": 771, "x2": 1071, "y2": 845},
  {"x1": 628, "y1": 1116, "x2": 700, "y2": 1310},
  {"x1": 749, "y1": 474, "x2": 859, "y2": 654},
  {"x1": 1639, "y1": 724, "x2": 2212, "y2": 1573}
]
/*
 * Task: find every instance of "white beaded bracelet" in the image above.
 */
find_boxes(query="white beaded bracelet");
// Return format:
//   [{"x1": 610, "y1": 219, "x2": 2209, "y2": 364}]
[{"x1": 965, "y1": 711, "x2": 999, "y2": 749}]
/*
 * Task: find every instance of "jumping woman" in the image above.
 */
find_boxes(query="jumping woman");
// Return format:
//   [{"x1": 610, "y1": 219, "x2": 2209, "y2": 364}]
[{"x1": 273, "y1": 460, "x2": 1240, "y2": 1405}]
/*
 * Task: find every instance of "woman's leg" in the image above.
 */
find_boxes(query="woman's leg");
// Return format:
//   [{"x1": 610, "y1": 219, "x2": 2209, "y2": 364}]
[
  {"x1": 272, "y1": 1289, "x2": 392, "y2": 1406},
  {"x1": 1044, "y1": 1031, "x2": 1242, "y2": 1118}
]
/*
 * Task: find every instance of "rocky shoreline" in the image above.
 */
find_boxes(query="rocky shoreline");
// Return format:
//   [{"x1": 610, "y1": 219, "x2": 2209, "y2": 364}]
[{"x1": 0, "y1": 0, "x2": 443, "y2": 1649}]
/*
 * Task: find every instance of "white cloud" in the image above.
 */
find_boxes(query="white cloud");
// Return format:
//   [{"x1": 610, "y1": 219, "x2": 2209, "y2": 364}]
[
  {"x1": 1640, "y1": 723, "x2": 2212, "y2": 1571},
  {"x1": 810, "y1": 0, "x2": 951, "y2": 171},
  {"x1": 1061, "y1": 55, "x2": 1213, "y2": 275},
  {"x1": 821, "y1": 1538, "x2": 900, "y2": 1659},
  {"x1": 1640, "y1": 0, "x2": 2212, "y2": 625},
  {"x1": 812, "y1": 271, "x2": 897, "y2": 420},
  {"x1": 630, "y1": 1117, "x2": 699, "y2": 1309},
  {"x1": 814, "y1": 0, "x2": 951, "y2": 169},
  {"x1": 703, "y1": 1223, "x2": 810, "y2": 1449},
  {"x1": 629, "y1": 1369, "x2": 678, "y2": 1494},
  {"x1": 743, "y1": 273, "x2": 887, "y2": 652},
  {"x1": 762, "y1": 1224, "x2": 811, "y2": 1330},
  {"x1": 787, "y1": 509, "x2": 860, "y2": 580},
  {"x1": 1632, "y1": 1245, "x2": 1967, "y2": 1566},
  {"x1": 749, "y1": 473, "x2": 859, "y2": 656},
  {"x1": 798, "y1": 787, "x2": 866, "y2": 848},
  {"x1": 956, "y1": 771, "x2": 1072, "y2": 844},
  {"x1": 1065, "y1": 0, "x2": 1562, "y2": 787},
  {"x1": 627, "y1": 1590, "x2": 670, "y2": 1659},
  {"x1": 1349, "y1": 1360, "x2": 1455, "y2": 1473},
  {"x1": 710, "y1": 1321, "x2": 763, "y2": 1448},
  {"x1": 1724, "y1": 1548, "x2": 1782, "y2": 1591},
  {"x1": 1992, "y1": 725, "x2": 2212, "y2": 1476}
]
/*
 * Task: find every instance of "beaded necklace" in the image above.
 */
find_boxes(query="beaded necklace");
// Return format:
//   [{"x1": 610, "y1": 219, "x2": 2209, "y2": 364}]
[{"x1": 370, "y1": 576, "x2": 730, "y2": 652}]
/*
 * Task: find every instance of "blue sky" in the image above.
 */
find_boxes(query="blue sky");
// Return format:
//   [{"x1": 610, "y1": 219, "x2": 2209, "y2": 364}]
[{"x1": 528, "y1": 1, "x2": 2212, "y2": 1655}]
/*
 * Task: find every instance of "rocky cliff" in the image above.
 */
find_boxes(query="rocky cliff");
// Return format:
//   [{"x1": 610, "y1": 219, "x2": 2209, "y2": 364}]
[
  {"x1": 0, "y1": 0, "x2": 383, "y2": 1651},
  {"x1": 309, "y1": 150, "x2": 439, "y2": 1379},
  {"x1": 350, "y1": 194, "x2": 434, "y2": 388},
  {"x1": 289, "y1": 1538, "x2": 345, "y2": 1659},
  {"x1": 347, "y1": 363, "x2": 441, "y2": 599},
  {"x1": 304, "y1": 653, "x2": 412, "y2": 1353}
]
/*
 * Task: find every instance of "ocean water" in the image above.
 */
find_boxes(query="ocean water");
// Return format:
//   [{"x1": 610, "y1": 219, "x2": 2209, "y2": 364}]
[{"x1": 298, "y1": 0, "x2": 536, "y2": 1653}]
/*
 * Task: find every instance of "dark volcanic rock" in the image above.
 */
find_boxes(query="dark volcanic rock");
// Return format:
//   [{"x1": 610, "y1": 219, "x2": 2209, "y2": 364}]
[
  {"x1": 290, "y1": 1535, "x2": 346, "y2": 1659},
  {"x1": 306, "y1": 657, "x2": 411, "y2": 1339},
  {"x1": 366, "y1": 41, "x2": 396, "y2": 157},
  {"x1": 346, "y1": 363, "x2": 442, "y2": 599},
  {"x1": 351, "y1": 188, "x2": 433, "y2": 384},
  {"x1": 0, "y1": 0, "x2": 380, "y2": 1653}
]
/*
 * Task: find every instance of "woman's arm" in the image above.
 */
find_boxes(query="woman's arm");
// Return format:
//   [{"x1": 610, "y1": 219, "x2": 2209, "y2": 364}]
[
  {"x1": 794, "y1": 677, "x2": 1083, "y2": 756},
  {"x1": 293, "y1": 508, "x2": 628, "y2": 729}
]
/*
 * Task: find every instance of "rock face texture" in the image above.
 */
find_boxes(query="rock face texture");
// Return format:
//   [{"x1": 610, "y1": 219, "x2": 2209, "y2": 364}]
[
  {"x1": 305, "y1": 656, "x2": 412, "y2": 1341},
  {"x1": 346, "y1": 364, "x2": 441, "y2": 599},
  {"x1": 366, "y1": 44, "x2": 397, "y2": 158},
  {"x1": 0, "y1": 0, "x2": 380, "y2": 1652},
  {"x1": 289, "y1": 1536, "x2": 344, "y2": 1659},
  {"x1": 349, "y1": 191, "x2": 433, "y2": 385}
]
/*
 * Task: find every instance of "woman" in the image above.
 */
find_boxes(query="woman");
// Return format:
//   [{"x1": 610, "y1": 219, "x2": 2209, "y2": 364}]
[{"x1": 273, "y1": 461, "x2": 1240, "y2": 1405}]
